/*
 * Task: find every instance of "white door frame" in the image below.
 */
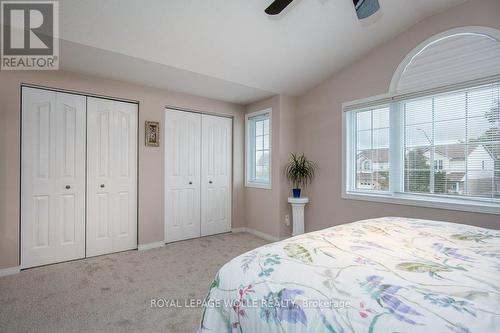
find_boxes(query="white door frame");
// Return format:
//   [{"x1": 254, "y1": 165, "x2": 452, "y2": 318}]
[
  {"x1": 20, "y1": 84, "x2": 140, "y2": 268},
  {"x1": 163, "y1": 106, "x2": 233, "y2": 243}
]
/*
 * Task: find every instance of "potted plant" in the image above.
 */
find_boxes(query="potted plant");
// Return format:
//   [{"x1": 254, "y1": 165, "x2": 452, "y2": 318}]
[{"x1": 285, "y1": 153, "x2": 317, "y2": 198}]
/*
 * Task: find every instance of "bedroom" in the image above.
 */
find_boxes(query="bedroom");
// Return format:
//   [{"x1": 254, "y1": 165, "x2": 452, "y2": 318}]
[{"x1": 0, "y1": 0, "x2": 499, "y2": 332}]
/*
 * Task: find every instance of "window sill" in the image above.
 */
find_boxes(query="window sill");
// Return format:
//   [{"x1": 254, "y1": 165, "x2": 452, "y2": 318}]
[
  {"x1": 245, "y1": 182, "x2": 272, "y2": 190},
  {"x1": 342, "y1": 190, "x2": 500, "y2": 215}
]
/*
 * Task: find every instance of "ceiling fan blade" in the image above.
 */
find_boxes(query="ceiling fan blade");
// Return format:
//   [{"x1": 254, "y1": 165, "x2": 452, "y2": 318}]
[
  {"x1": 265, "y1": 0, "x2": 295, "y2": 15},
  {"x1": 353, "y1": 0, "x2": 380, "y2": 19}
]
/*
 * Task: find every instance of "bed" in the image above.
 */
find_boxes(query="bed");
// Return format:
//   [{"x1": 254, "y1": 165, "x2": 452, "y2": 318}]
[{"x1": 199, "y1": 217, "x2": 500, "y2": 333}]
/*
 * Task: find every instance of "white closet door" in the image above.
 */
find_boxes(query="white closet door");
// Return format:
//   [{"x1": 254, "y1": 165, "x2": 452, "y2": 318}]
[
  {"x1": 165, "y1": 110, "x2": 201, "y2": 243},
  {"x1": 86, "y1": 97, "x2": 138, "y2": 257},
  {"x1": 21, "y1": 87, "x2": 86, "y2": 268},
  {"x1": 201, "y1": 115, "x2": 232, "y2": 237}
]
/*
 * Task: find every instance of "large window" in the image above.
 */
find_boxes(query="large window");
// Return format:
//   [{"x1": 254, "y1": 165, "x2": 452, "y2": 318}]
[
  {"x1": 246, "y1": 109, "x2": 272, "y2": 189},
  {"x1": 344, "y1": 82, "x2": 500, "y2": 213}
]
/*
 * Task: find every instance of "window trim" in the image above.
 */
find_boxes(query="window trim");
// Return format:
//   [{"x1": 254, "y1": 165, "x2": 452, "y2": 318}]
[
  {"x1": 342, "y1": 78, "x2": 500, "y2": 215},
  {"x1": 245, "y1": 108, "x2": 272, "y2": 190}
]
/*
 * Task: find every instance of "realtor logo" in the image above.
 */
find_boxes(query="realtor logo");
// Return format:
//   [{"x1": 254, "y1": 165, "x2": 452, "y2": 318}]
[{"x1": 1, "y1": 0, "x2": 59, "y2": 70}]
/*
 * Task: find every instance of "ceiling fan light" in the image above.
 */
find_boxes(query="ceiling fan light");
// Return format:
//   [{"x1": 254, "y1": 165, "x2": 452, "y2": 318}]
[{"x1": 353, "y1": 0, "x2": 380, "y2": 19}]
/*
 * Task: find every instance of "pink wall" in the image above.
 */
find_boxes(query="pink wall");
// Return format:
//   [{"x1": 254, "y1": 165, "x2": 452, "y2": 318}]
[
  {"x1": 244, "y1": 95, "x2": 296, "y2": 239},
  {"x1": 0, "y1": 70, "x2": 245, "y2": 269},
  {"x1": 245, "y1": 96, "x2": 281, "y2": 238},
  {"x1": 295, "y1": 0, "x2": 500, "y2": 232},
  {"x1": 277, "y1": 96, "x2": 297, "y2": 238}
]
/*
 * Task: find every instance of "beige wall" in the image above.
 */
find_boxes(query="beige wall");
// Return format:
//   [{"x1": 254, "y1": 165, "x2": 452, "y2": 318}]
[
  {"x1": 0, "y1": 70, "x2": 245, "y2": 269},
  {"x1": 296, "y1": 0, "x2": 500, "y2": 232},
  {"x1": 244, "y1": 95, "x2": 296, "y2": 239},
  {"x1": 277, "y1": 95, "x2": 297, "y2": 238}
]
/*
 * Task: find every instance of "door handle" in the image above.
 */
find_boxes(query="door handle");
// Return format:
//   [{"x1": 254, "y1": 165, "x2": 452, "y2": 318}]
[
  {"x1": 189, "y1": 181, "x2": 193, "y2": 185},
  {"x1": 100, "y1": 184, "x2": 105, "y2": 188},
  {"x1": 209, "y1": 181, "x2": 213, "y2": 184},
  {"x1": 65, "y1": 185, "x2": 71, "y2": 189}
]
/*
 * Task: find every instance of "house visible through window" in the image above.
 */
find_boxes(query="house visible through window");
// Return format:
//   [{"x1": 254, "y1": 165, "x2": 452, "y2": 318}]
[
  {"x1": 246, "y1": 109, "x2": 272, "y2": 188},
  {"x1": 355, "y1": 107, "x2": 390, "y2": 191},
  {"x1": 345, "y1": 81, "x2": 500, "y2": 209},
  {"x1": 403, "y1": 85, "x2": 499, "y2": 198}
]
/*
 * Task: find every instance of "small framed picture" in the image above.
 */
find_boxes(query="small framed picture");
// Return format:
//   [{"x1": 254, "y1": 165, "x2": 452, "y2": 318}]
[{"x1": 145, "y1": 121, "x2": 160, "y2": 147}]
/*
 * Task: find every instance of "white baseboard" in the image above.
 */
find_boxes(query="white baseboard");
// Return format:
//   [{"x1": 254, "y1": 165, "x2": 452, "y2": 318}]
[
  {"x1": 231, "y1": 227, "x2": 280, "y2": 242},
  {"x1": 138, "y1": 241, "x2": 165, "y2": 251},
  {"x1": 0, "y1": 266, "x2": 20, "y2": 277}
]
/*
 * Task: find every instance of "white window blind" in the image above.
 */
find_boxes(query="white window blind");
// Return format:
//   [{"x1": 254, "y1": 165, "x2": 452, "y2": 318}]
[
  {"x1": 404, "y1": 83, "x2": 500, "y2": 200},
  {"x1": 395, "y1": 33, "x2": 500, "y2": 94},
  {"x1": 344, "y1": 81, "x2": 500, "y2": 212}
]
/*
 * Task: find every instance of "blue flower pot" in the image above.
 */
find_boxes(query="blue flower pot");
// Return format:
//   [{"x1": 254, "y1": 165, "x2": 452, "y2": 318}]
[{"x1": 292, "y1": 188, "x2": 301, "y2": 198}]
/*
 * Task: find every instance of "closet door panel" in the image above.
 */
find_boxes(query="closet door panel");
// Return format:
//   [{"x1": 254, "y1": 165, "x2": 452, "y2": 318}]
[
  {"x1": 21, "y1": 88, "x2": 86, "y2": 268},
  {"x1": 112, "y1": 104, "x2": 138, "y2": 252},
  {"x1": 201, "y1": 115, "x2": 232, "y2": 237},
  {"x1": 86, "y1": 98, "x2": 113, "y2": 256},
  {"x1": 55, "y1": 92, "x2": 87, "y2": 250},
  {"x1": 87, "y1": 97, "x2": 137, "y2": 257},
  {"x1": 165, "y1": 110, "x2": 201, "y2": 243}
]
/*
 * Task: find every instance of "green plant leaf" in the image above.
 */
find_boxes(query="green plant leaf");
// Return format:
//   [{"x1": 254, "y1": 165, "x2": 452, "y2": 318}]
[
  {"x1": 284, "y1": 153, "x2": 317, "y2": 188},
  {"x1": 396, "y1": 262, "x2": 452, "y2": 273},
  {"x1": 284, "y1": 244, "x2": 313, "y2": 263},
  {"x1": 451, "y1": 290, "x2": 489, "y2": 300},
  {"x1": 451, "y1": 232, "x2": 494, "y2": 242}
]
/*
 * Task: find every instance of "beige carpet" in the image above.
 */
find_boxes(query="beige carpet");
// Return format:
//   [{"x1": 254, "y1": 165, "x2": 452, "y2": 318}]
[{"x1": 0, "y1": 232, "x2": 268, "y2": 333}]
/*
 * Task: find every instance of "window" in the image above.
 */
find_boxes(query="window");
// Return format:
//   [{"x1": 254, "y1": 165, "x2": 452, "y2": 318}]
[
  {"x1": 434, "y1": 160, "x2": 443, "y2": 170},
  {"x1": 355, "y1": 107, "x2": 390, "y2": 191},
  {"x1": 246, "y1": 109, "x2": 272, "y2": 189},
  {"x1": 362, "y1": 160, "x2": 371, "y2": 171},
  {"x1": 344, "y1": 81, "x2": 500, "y2": 214}
]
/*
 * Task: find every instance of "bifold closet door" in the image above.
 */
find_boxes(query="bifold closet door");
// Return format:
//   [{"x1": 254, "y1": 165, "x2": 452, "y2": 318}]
[
  {"x1": 165, "y1": 110, "x2": 201, "y2": 243},
  {"x1": 201, "y1": 115, "x2": 232, "y2": 236},
  {"x1": 21, "y1": 87, "x2": 86, "y2": 268},
  {"x1": 86, "y1": 97, "x2": 138, "y2": 257}
]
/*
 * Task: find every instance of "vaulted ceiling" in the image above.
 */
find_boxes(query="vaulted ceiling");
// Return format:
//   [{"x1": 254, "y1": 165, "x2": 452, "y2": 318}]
[{"x1": 59, "y1": 0, "x2": 467, "y2": 104}]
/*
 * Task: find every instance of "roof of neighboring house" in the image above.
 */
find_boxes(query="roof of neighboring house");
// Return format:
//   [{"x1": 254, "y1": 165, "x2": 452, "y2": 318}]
[
  {"x1": 358, "y1": 143, "x2": 499, "y2": 164},
  {"x1": 431, "y1": 144, "x2": 477, "y2": 161},
  {"x1": 483, "y1": 144, "x2": 500, "y2": 161},
  {"x1": 435, "y1": 143, "x2": 500, "y2": 162},
  {"x1": 357, "y1": 148, "x2": 389, "y2": 163}
]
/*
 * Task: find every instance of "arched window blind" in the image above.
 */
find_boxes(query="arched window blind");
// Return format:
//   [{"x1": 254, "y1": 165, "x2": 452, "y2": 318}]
[
  {"x1": 343, "y1": 27, "x2": 500, "y2": 214},
  {"x1": 394, "y1": 30, "x2": 500, "y2": 94}
]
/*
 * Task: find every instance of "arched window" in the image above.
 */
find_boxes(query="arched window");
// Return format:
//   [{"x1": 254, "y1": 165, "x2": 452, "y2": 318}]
[
  {"x1": 390, "y1": 27, "x2": 500, "y2": 94},
  {"x1": 344, "y1": 27, "x2": 500, "y2": 214}
]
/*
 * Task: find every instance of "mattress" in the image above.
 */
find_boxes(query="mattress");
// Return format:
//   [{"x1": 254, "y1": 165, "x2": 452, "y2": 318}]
[{"x1": 199, "y1": 217, "x2": 500, "y2": 333}]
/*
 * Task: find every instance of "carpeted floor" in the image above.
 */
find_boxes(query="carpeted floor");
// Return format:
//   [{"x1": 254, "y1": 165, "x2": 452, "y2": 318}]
[{"x1": 0, "y1": 232, "x2": 268, "y2": 333}]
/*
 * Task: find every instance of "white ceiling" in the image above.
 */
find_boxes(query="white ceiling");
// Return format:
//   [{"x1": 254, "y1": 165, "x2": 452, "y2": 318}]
[{"x1": 59, "y1": 0, "x2": 467, "y2": 104}]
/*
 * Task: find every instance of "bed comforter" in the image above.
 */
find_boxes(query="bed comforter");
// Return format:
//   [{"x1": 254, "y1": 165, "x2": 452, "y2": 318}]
[{"x1": 199, "y1": 217, "x2": 500, "y2": 333}]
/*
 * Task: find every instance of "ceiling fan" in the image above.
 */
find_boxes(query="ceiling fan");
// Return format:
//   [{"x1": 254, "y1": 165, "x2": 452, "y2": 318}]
[{"x1": 265, "y1": 0, "x2": 380, "y2": 19}]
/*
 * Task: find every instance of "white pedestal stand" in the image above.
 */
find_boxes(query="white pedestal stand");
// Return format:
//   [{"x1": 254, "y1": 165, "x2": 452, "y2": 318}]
[{"x1": 288, "y1": 197, "x2": 309, "y2": 236}]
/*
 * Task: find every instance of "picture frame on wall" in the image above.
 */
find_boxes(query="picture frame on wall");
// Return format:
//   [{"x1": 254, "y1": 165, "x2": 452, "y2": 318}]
[{"x1": 145, "y1": 121, "x2": 160, "y2": 147}]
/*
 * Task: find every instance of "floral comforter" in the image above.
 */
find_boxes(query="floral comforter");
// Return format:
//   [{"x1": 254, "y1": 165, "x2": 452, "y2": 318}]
[{"x1": 199, "y1": 217, "x2": 500, "y2": 333}]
